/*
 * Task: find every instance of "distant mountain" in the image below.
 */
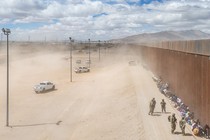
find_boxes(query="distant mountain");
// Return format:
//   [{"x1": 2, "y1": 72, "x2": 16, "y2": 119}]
[{"x1": 113, "y1": 30, "x2": 210, "y2": 44}]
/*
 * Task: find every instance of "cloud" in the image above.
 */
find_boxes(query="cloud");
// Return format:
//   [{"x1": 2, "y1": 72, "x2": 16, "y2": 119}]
[
  {"x1": 0, "y1": 18, "x2": 11, "y2": 24},
  {"x1": 0, "y1": 0, "x2": 46, "y2": 18},
  {"x1": 1, "y1": 0, "x2": 210, "y2": 41}
]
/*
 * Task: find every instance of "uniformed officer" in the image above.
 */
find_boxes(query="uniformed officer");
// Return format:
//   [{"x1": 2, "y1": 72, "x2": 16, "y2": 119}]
[
  {"x1": 179, "y1": 117, "x2": 186, "y2": 135},
  {"x1": 160, "y1": 99, "x2": 166, "y2": 113},
  {"x1": 148, "y1": 98, "x2": 156, "y2": 115},
  {"x1": 170, "y1": 113, "x2": 177, "y2": 134}
]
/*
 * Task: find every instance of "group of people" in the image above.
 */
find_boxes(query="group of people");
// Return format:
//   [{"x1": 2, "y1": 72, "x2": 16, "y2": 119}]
[
  {"x1": 148, "y1": 97, "x2": 186, "y2": 135},
  {"x1": 167, "y1": 91, "x2": 209, "y2": 138},
  {"x1": 152, "y1": 75, "x2": 210, "y2": 139},
  {"x1": 148, "y1": 98, "x2": 166, "y2": 115},
  {"x1": 168, "y1": 113, "x2": 187, "y2": 135}
]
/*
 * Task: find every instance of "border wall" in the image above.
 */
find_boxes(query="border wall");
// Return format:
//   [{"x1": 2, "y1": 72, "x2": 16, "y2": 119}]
[
  {"x1": 135, "y1": 39, "x2": 210, "y2": 126},
  {"x1": 148, "y1": 39, "x2": 210, "y2": 56}
]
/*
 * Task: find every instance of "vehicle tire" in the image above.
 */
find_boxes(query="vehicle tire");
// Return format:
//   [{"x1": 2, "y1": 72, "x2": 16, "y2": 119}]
[
  {"x1": 42, "y1": 88, "x2": 45, "y2": 93},
  {"x1": 52, "y1": 85, "x2": 55, "y2": 90}
]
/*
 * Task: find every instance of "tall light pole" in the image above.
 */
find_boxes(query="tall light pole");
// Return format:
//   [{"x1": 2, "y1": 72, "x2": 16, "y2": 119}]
[
  {"x1": 45, "y1": 36, "x2": 46, "y2": 43},
  {"x1": 104, "y1": 41, "x2": 107, "y2": 56},
  {"x1": 28, "y1": 35, "x2": 30, "y2": 42},
  {"x1": 98, "y1": 40, "x2": 101, "y2": 61},
  {"x1": 88, "y1": 39, "x2": 90, "y2": 68},
  {"x1": 2, "y1": 28, "x2": 11, "y2": 127},
  {"x1": 1, "y1": 33, "x2": 3, "y2": 42},
  {"x1": 69, "y1": 37, "x2": 73, "y2": 82}
]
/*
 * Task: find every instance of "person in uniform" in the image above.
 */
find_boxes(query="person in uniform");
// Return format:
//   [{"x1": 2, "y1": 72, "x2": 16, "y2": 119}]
[
  {"x1": 160, "y1": 99, "x2": 166, "y2": 113},
  {"x1": 148, "y1": 98, "x2": 153, "y2": 115},
  {"x1": 170, "y1": 113, "x2": 177, "y2": 134},
  {"x1": 148, "y1": 98, "x2": 156, "y2": 115},
  {"x1": 179, "y1": 117, "x2": 186, "y2": 135},
  {"x1": 151, "y1": 98, "x2": 156, "y2": 115}
]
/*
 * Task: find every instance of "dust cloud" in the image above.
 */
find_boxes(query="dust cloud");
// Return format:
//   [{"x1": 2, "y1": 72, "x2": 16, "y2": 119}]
[{"x1": 0, "y1": 43, "x2": 201, "y2": 140}]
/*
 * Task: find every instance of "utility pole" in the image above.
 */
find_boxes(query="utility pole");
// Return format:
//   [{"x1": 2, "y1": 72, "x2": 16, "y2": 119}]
[
  {"x1": 2, "y1": 28, "x2": 11, "y2": 127},
  {"x1": 98, "y1": 40, "x2": 101, "y2": 61},
  {"x1": 88, "y1": 39, "x2": 90, "y2": 68},
  {"x1": 28, "y1": 35, "x2": 30, "y2": 42},
  {"x1": 1, "y1": 33, "x2": 3, "y2": 42},
  {"x1": 69, "y1": 37, "x2": 73, "y2": 82},
  {"x1": 45, "y1": 36, "x2": 46, "y2": 44},
  {"x1": 104, "y1": 41, "x2": 107, "y2": 56}
]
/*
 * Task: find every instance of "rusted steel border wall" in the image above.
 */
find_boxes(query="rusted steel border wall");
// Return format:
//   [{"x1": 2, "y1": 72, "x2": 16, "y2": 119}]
[
  {"x1": 150, "y1": 39, "x2": 210, "y2": 56},
  {"x1": 135, "y1": 42, "x2": 210, "y2": 126}
]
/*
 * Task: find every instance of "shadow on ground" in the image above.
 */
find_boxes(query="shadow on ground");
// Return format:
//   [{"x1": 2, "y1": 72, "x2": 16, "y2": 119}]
[
  {"x1": 151, "y1": 112, "x2": 161, "y2": 116},
  {"x1": 174, "y1": 132, "x2": 193, "y2": 136},
  {"x1": 36, "y1": 89, "x2": 58, "y2": 94},
  {"x1": 155, "y1": 112, "x2": 171, "y2": 114},
  {"x1": 10, "y1": 121, "x2": 62, "y2": 128}
]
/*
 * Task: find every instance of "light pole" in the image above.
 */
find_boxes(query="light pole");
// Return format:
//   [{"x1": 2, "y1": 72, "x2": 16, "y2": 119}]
[
  {"x1": 98, "y1": 40, "x2": 101, "y2": 61},
  {"x1": 28, "y1": 35, "x2": 30, "y2": 42},
  {"x1": 104, "y1": 41, "x2": 107, "y2": 56},
  {"x1": 2, "y1": 28, "x2": 11, "y2": 127},
  {"x1": 88, "y1": 39, "x2": 90, "y2": 68},
  {"x1": 1, "y1": 33, "x2": 3, "y2": 42},
  {"x1": 69, "y1": 37, "x2": 73, "y2": 82}
]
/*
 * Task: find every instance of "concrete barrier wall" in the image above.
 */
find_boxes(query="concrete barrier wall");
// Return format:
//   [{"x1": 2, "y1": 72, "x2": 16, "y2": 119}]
[{"x1": 136, "y1": 44, "x2": 210, "y2": 126}]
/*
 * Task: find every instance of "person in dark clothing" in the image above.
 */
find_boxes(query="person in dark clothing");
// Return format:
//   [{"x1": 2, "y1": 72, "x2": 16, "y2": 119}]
[
  {"x1": 148, "y1": 98, "x2": 156, "y2": 115},
  {"x1": 160, "y1": 99, "x2": 166, "y2": 113},
  {"x1": 204, "y1": 124, "x2": 210, "y2": 139},
  {"x1": 170, "y1": 113, "x2": 177, "y2": 134}
]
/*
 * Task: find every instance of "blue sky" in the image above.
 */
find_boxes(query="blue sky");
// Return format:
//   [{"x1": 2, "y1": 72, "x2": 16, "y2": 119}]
[
  {"x1": 0, "y1": 0, "x2": 210, "y2": 41},
  {"x1": 101, "y1": 0, "x2": 162, "y2": 5}
]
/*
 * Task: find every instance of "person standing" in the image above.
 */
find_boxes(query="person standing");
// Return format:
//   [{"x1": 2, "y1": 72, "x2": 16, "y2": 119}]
[
  {"x1": 204, "y1": 124, "x2": 210, "y2": 138},
  {"x1": 160, "y1": 99, "x2": 166, "y2": 113},
  {"x1": 151, "y1": 98, "x2": 156, "y2": 114},
  {"x1": 179, "y1": 117, "x2": 186, "y2": 135},
  {"x1": 170, "y1": 113, "x2": 177, "y2": 134},
  {"x1": 148, "y1": 98, "x2": 156, "y2": 115}
]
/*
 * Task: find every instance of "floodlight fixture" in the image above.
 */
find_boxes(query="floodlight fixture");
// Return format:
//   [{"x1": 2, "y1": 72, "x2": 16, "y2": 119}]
[{"x1": 2, "y1": 28, "x2": 11, "y2": 35}]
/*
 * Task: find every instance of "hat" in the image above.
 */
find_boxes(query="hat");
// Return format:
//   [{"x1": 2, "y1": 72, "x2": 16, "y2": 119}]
[{"x1": 193, "y1": 128, "x2": 199, "y2": 135}]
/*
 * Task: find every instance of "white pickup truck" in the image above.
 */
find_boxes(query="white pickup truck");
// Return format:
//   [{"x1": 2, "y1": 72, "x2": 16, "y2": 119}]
[
  {"x1": 74, "y1": 66, "x2": 90, "y2": 73},
  {"x1": 34, "y1": 81, "x2": 55, "y2": 93}
]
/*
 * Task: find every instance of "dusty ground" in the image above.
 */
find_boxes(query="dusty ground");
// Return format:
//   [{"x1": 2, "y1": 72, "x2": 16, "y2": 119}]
[{"x1": 0, "y1": 44, "x2": 205, "y2": 140}]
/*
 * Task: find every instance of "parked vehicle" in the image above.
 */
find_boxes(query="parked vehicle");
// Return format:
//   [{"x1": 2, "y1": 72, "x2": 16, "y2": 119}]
[
  {"x1": 76, "y1": 60, "x2": 81, "y2": 64},
  {"x1": 74, "y1": 66, "x2": 90, "y2": 73},
  {"x1": 34, "y1": 81, "x2": 55, "y2": 93},
  {"x1": 129, "y1": 60, "x2": 136, "y2": 66},
  {"x1": 85, "y1": 60, "x2": 91, "y2": 64}
]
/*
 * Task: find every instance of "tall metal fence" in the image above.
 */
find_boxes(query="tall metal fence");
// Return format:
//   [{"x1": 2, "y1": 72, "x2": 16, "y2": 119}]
[
  {"x1": 134, "y1": 40, "x2": 210, "y2": 126},
  {"x1": 147, "y1": 39, "x2": 210, "y2": 56}
]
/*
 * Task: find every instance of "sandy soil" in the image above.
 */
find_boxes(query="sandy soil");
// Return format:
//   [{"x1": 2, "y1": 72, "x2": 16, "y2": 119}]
[{"x1": 0, "y1": 45, "x2": 205, "y2": 140}]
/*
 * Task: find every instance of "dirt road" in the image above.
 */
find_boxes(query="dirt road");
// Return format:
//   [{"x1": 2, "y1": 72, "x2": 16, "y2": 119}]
[{"x1": 0, "y1": 46, "x2": 205, "y2": 140}]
